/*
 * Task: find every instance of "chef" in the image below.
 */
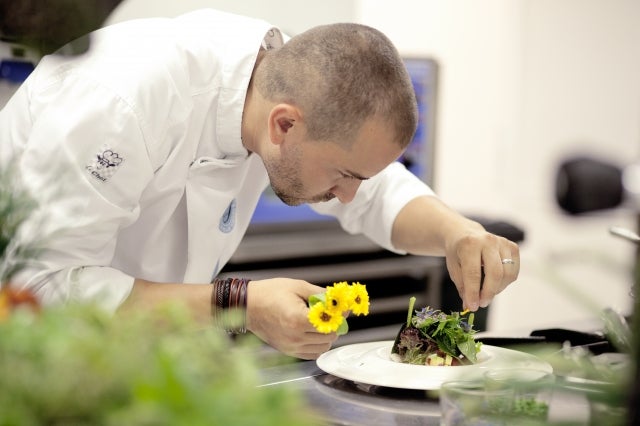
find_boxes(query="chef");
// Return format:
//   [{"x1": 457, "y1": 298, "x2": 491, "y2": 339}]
[{"x1": 0, "y1": 9, "x2": 519, "y2": 359}]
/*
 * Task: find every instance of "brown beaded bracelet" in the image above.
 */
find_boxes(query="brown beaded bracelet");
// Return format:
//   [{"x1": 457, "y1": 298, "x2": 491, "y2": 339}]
[{"x1": 211, "y1": 277, "x2": 250, "y2": 334}]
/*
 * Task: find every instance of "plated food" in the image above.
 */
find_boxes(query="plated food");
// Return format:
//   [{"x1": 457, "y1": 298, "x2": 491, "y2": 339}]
[
  {"x1": 390, "y1": 297, "x2": 482, "y2": 366},
  {"x1": 317, "y1": 298, "x2": 552, "y2": 390},
  {"x1": 317, "y1": 341, "x2": 552, "y2": 390}
]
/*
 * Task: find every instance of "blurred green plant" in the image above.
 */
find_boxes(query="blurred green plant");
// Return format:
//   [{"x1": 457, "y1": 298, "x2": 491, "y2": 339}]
[
  {"x1": 521, "y1": 244, "x2": 639, "y2": 425},
  {"x1": 0, "y1": 165, "x2": 40, "y2": 286},
  {"x1": 626, "y1": 240, "x2": 640, "y2": 424},
  {"x1": 0, "y1": 303, "x2": 319, "y2": 425},
  {"x1": 0, "y1": 165, "x2": 318, "y2": 425}
]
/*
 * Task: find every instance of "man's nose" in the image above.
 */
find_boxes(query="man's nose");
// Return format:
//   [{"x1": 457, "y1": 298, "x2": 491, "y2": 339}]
[{"x1": 334, "y1": 180, "x2": 362, "y2": 203}]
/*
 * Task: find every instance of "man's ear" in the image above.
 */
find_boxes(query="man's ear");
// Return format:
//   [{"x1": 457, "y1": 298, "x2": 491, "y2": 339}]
[{"x1": 268, "y1": 104, "x2": 302, "y2": 145}]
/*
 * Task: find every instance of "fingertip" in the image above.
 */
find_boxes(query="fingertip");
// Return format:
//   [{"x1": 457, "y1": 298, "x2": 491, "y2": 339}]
[
  {"x1": 464, "y1": 291, "x2": 479, "y2": 312},
  {"x1": 464, "y1": 300, "x2": 479, "y2": 312},
  {"x1": 479, "y1": 288, "x2": 496, "y2": 308}
]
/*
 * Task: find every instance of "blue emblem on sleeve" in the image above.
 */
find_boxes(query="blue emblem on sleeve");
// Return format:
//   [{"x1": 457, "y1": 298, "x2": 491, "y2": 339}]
[{"x1": 218, "y1": 199, "x2": 236, "y2": 233}]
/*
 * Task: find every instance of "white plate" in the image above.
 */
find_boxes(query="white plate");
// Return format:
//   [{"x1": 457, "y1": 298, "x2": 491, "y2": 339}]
[{"x1": 316, "y1": 341, "x2": 553, "y2": 390}]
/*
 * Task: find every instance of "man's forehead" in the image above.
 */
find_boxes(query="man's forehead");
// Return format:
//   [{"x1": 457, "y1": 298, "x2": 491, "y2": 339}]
[{"x1": 344, "y1": 123, "x2": 403, "y2": 176}]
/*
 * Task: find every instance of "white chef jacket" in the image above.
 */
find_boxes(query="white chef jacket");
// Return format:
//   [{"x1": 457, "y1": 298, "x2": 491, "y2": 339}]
[{"x1": 0, "y1": 9, "x2": 434, "y2": 312}]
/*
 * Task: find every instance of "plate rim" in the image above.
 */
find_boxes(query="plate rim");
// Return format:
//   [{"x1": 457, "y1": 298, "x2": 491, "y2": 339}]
[{"x1": 316, "y1": 340, "x2": 552, "y2": 390}]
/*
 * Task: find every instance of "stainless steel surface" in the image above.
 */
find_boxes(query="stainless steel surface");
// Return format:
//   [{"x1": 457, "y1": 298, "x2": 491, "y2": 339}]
[
  {"x1": 257, "y1": 344, "x2": 595, "y2": 425},
  {"x1": 231, "y1": 226, "x2": 382, "y2": 263},
  {"x1": 259, "y1": 361, "x2": 442, "y2": 426},
  {"x1": 221, "y1": 255, "x2": 442, "y2": 283}
]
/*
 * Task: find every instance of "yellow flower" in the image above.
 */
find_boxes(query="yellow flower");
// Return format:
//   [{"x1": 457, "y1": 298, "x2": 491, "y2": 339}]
[
  {"x1": 348, "y1": 282, "x2": 369, "y2": 316},
  {"x1": 325, "y1": 282, "x2": 350, "y2": 313},
  {"x1": 308, "y1": 301, "x2": 344, "y2": 334},
  {"x1": 307, "y1": 281, "x2": 369, "y2": 335}
]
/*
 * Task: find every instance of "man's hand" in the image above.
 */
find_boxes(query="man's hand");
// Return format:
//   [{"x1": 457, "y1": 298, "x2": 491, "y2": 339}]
[
  {"x1": 246, "y1": 278, "x2": 338, "y2": 360},
  {"x1": 444, "y1": 228, "x2": 520, "y2": 311},
  {"x1": 391, "y1": 195, "x2": 520, "y2": 311}
]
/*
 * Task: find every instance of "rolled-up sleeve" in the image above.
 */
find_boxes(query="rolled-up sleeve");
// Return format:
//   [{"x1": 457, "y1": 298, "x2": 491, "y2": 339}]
[{"x1": 12, "y1": 266, "x2": 135, "y2": 313}]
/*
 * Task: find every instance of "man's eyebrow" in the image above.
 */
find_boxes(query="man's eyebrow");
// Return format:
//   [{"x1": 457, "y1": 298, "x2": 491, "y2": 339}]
[{"x1": 345, "y1": 170, "x2": 370, "y2": 181}]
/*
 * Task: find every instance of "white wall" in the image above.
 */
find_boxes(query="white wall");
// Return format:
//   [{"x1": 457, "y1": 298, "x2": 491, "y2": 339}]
[
  {"x1": 357, "y1": 0, "x2": 640, "y2": 332},
  {"x1": 106, "y1": 0, "x2": 356, "y2": 34},
  {"x1": 359, "y1": 0, "x2": 525, "y2": 215}
]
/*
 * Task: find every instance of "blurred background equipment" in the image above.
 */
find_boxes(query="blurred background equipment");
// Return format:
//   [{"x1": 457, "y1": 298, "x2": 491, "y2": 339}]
[{"x1": 556, "y1": 156, "x2": 626, "y2": 215}]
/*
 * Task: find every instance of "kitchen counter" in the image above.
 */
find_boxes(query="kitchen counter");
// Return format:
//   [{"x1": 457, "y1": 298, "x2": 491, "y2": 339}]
[
  {"x1": 255, "y1": 326, "x2": 621, "y2": 426},
  {"x1": 258, "y1": 359, "x2": 595, "y2": 426},
  {"x1": 259, "y1": 360, "x2": 442, "y2": 426}
]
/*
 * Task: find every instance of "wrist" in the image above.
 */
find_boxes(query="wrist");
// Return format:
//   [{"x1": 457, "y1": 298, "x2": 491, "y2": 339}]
[{"x1": 211, "y1": 277, "x2": 250, "y2": 334}]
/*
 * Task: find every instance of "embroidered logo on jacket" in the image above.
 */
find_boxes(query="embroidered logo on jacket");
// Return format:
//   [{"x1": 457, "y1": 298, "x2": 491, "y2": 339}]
[
  {"x1": 85, "y1": 145, "x2": 124, "y2": 182},
  {"x1": 219, "y1": 199, "x2": 236, "y2": 233}
]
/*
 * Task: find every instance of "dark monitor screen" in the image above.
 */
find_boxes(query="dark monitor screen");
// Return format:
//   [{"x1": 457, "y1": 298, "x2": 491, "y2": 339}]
[{"x1": 248, "y1": 57, "x2": 438, "y2": 229}]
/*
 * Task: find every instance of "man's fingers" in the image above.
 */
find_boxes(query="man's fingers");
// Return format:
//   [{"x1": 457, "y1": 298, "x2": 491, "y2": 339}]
[
  {"x1": 461, "y1": 267, "x2": 483, "y2": 311},
  {"x1": 293, "y1": 341, "x2": 336, "y2": 360}
]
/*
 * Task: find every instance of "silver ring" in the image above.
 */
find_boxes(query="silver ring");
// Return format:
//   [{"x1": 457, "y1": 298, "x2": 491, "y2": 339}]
[{"x1": 501, "y1": 258, "x2": 515, "y2": 265}]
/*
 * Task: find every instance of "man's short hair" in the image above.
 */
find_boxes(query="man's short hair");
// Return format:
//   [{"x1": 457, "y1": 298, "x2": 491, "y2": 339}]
[{"x1": 256, "y1": 23, "x2": 417, "y2": 148}]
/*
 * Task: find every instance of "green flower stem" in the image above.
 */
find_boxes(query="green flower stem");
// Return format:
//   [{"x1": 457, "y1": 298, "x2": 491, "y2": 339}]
[{"x1": 406, "y1": 296, "x2": 416, "y2": 327}]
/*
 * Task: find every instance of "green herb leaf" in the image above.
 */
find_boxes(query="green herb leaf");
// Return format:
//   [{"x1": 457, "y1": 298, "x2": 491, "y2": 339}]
[
  {"x1": 308, "y1": 293, "x2": 325, "y2": 307},
  {"x1": 336, "y1": 318, "x2": 349, "y2": 336},
  {"x1": 406, "y1": 296, "x2": 416, "y2": 327},
  {"x1": 393, "y1": 304, "x2": 480, "y2": 365},
  {"x1": 457, "y1": 337, "x2": 478, "y2": 363}
]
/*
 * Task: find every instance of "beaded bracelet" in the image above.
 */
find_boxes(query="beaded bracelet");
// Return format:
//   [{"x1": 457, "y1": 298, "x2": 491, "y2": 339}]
[{"x1": 211, "y1": 277, "x2": 250, "y2": 334}]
